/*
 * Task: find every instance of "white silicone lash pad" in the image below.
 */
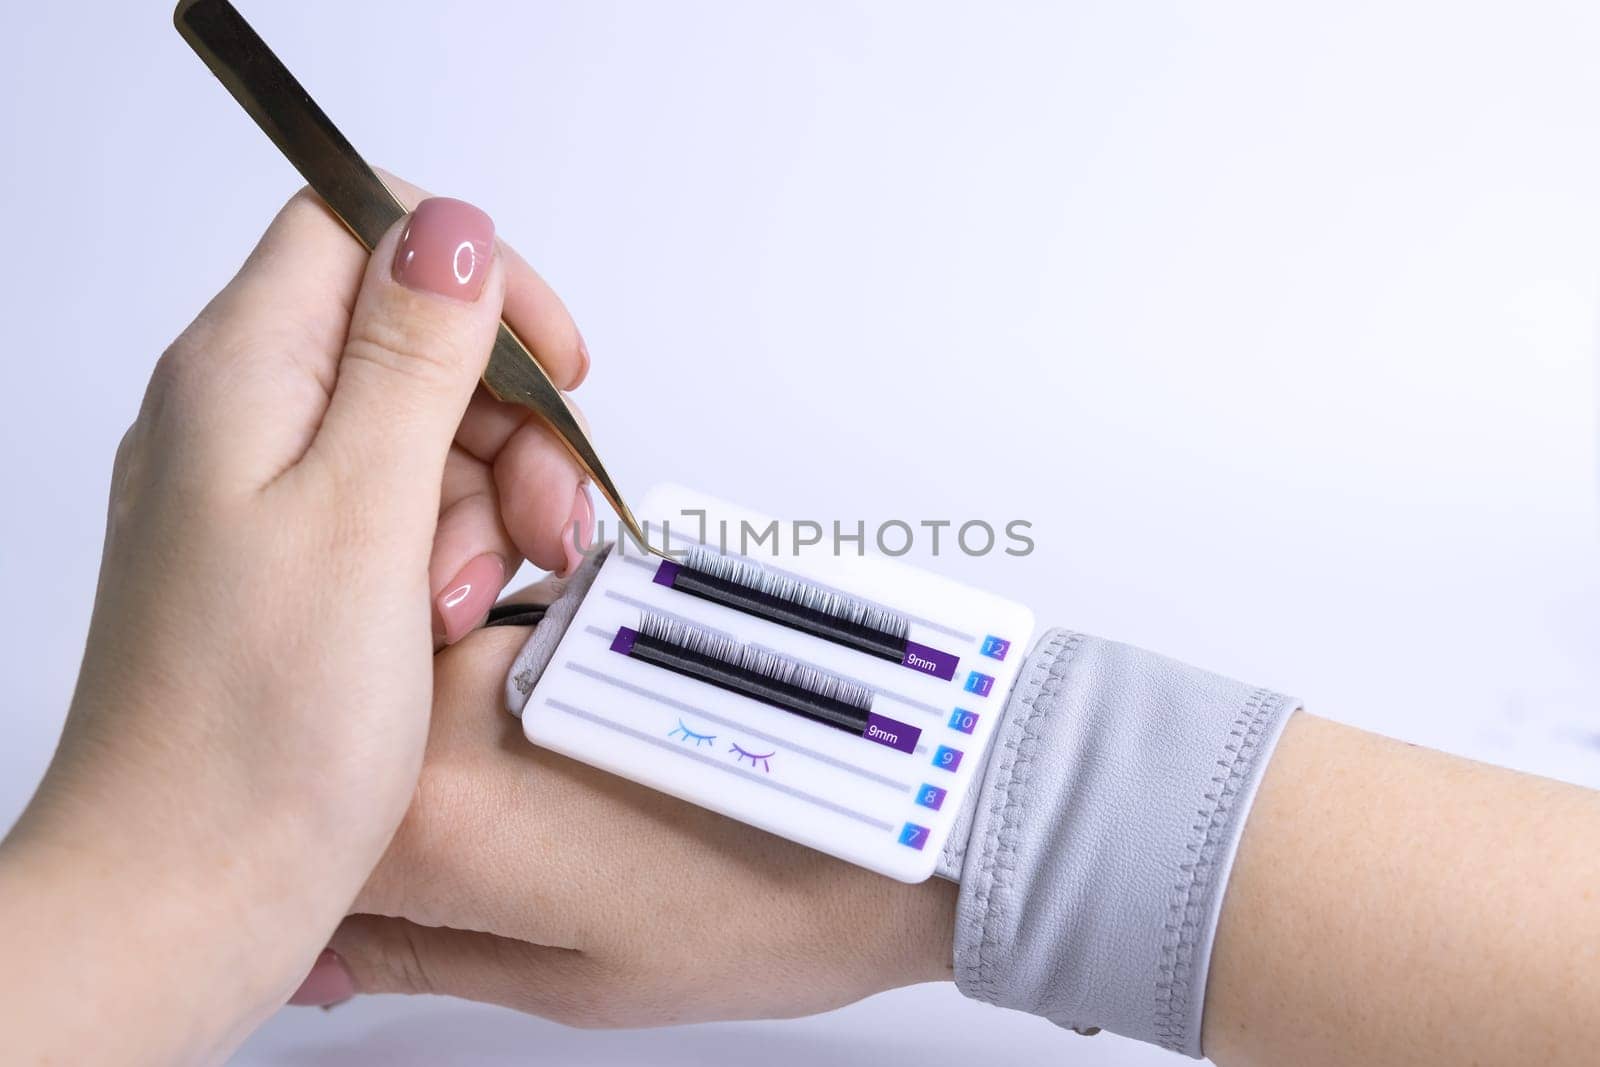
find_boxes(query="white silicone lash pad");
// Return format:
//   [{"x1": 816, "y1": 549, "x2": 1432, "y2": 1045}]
[{"x1": 520, "y1": 485, "x2": 1035, "y2": 882}]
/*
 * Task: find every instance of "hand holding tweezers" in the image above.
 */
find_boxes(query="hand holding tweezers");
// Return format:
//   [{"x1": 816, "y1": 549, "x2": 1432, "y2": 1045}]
[{"x1": 173, "y1": 0, "x2": 652, "y2": 552}]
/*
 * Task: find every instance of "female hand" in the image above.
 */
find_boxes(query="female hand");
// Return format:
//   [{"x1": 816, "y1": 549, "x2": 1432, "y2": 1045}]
[
  {"x1": 0, "y1": 178, "x2": 595, "y2": 1064},
  {"x1": 300, "y1": 586, "x2": 958, "y2": 1022}
]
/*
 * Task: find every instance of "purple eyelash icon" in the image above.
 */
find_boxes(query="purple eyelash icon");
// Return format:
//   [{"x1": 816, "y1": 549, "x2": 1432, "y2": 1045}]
[
  {"x1": 667, "y1": 719, "x2": 716, "y2": 747},
  {"x1": 729, "y1": 742, "x2": 774, "y2": 773}
]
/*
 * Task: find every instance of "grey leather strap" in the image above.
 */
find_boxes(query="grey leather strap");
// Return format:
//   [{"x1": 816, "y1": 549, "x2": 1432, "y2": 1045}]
[{"x1": 949, "y1": 628, "x2": 1298, "y2": 1057}]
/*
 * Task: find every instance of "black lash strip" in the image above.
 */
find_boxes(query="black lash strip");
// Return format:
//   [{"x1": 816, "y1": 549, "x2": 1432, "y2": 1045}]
[
  {"x1": 655, "y1": 545, "x2": 910, "y2": 661},
  {"x1": 618, "y1": 610, "x2": 872, "y2": 734}
]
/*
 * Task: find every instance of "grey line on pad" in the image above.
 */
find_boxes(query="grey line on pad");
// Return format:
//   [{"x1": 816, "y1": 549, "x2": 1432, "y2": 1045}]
[
  {"x1": 564, "y1": 659, "x2": 913, "y2": 792},
  {"x1": 544, "y1": 698, "x2": 897, "y2": 833}
]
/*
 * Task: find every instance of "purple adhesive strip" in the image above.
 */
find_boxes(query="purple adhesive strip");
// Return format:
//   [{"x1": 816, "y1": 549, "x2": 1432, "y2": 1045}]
[
  {"x1": 901, "y1": 640, "x2": 959, "y2": 680},
  {"x1": 862, "y1": 712, "x2": 921, "y2": 754},
  {"x1": 610, "y1": 626, "x2": 638, "y2": 656},
  {"x1": 653, "y1": 559, "x2": 682, "y2": 587}
]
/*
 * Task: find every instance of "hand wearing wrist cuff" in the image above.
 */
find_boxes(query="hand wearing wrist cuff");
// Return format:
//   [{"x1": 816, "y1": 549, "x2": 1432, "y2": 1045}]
[
  {"x1": 945, "y1": 628, "x2": 1298, "y2": 1056},
  {"x1": 501, "y1": 574, "x2": 1296, "y2": 1056}
]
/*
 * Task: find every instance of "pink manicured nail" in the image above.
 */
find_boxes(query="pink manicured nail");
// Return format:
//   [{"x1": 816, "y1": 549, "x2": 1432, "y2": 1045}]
[
  {"x1": 562, "y1": 484, "x2": 595, "y2": 577},
  {"x1": 392, "y1": 197, "x2": 495, "y2": 301},
  {"x1": 288, "y1": 949, "x2": 355, "y2": 1008},
  {"x1": 573, "y1": 328, "x2": 591, "y2": 387},
  {"x1": 434, "y1": 553, "x2": 506, "y2": 644}
]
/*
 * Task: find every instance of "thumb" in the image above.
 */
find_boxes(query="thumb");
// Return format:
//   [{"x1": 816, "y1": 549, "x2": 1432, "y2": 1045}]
[
  {"x1": 291, "y1": 916, "x2": 606, "y2": 1024},
  {"x1": 311, "y1": 197, "x2": 506, "y2": 514}
]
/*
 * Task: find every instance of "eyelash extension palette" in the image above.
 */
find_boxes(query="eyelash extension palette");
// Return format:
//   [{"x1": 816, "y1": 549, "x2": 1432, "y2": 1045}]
[{"x1": 519, "y1": 484, "x2": 1035, "y2": 882}]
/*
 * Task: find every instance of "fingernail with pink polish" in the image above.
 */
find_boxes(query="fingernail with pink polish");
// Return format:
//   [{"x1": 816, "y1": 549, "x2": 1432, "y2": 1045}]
[
  {"x1": 434, "y1": 553, "x2": 506, "y2": 644},
  {"x1": 393, "y1": 197, "x2": 495, "y2": 301},
  {"x1": 573, "y1": 328, "x2": 591, "y2": 386},
  {"x1": 562, "y1": 484, "x2": 595, "y2": 577},
  {"x1": 289, "y1": 949, "x2": 356, "y2": 1008}
]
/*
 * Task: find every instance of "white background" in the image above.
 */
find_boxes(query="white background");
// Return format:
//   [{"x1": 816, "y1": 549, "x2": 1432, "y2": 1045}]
[{"x1": 3, "y1": 1, "x2": 1598, "y2": 1064}]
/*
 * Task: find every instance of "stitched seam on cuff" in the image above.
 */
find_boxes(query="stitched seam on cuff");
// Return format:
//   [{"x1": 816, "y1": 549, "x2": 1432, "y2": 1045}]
[
  {"x1": 972, "y1": 629, "x2": 1084, "y2": 1005},
  {"x1": 967, "y1": 631, "x2": 1062, "y2": 1000},
  {"x1": 940, "y1": 832, "x2": 965, "y2": 877},
  {"x1": 1151, "y1": 687, "x2": 1284, "y2": 1053}
]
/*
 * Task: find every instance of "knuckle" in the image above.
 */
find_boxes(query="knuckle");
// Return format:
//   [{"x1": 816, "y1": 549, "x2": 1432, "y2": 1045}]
[
  {"x1": 284, "y1": 184, "x2": 321, "y2": 213},
  {"x1": 356, "y1": 919, "x2": 436, "y2": 997},
  {"x1": 274, "y1": 185, "x2": 342, "y2": 237},
  {"x1": 106, "y1": 422, "x2": 145, "y2": 525},
  {"x1": 147, "y1": 339, "x2": 207, "y2": 413},
  {"x1": 341, "y1": 311, "x2": 468, "y2": 391},
  {"x1": 146, "y1": 323, "x2": 244, "y2": 437},
  {"x1": 111, "y1": 421, "x2": 141, "y2": 478},
  {"x1": 131, "y1": 340, "x2": 240, "y2": 497},
  {"x1": 391, "y1": 923, "x2": 437, "y2": 996}
]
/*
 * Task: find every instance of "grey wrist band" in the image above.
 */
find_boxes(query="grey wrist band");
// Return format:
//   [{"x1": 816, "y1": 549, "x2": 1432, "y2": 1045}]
[{"x1": 947, "y1": 628, "x2": 1298, "y2": 1057}]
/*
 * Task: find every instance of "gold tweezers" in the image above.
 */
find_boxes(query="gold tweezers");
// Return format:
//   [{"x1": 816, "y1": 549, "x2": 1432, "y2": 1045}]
[{"x1": 174, "y1": 0, "x2": 652, "y2": 552}]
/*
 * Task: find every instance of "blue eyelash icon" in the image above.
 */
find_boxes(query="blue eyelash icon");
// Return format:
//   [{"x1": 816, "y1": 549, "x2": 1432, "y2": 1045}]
[
  {"x1": 729, "y1": 742, "x2": 774, "y2": 773},
  {"x1": 667, "y1": 719, "x2": 716, "y2": 747}
]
